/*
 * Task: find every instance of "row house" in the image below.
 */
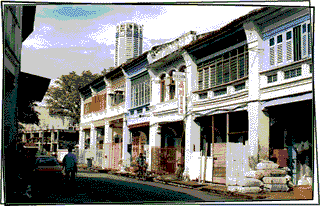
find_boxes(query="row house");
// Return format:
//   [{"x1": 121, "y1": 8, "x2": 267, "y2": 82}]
[
  {"x1": 183, "y1": 7, "x2": 313, "y2": 185},
  {"x1": 79, "y1": 67, "x2": 127, "y2": 169},
  {"x1": 78, "y1": 7, "x2": 313, "y2": 186}
]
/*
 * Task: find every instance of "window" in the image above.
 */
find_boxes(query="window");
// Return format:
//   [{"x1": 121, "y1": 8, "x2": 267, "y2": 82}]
[
  {"x1": 284, "y1": 67, "x2": 301, "y2": 79},
  {"x1": 235, "y1": 82, "x2": 246, "y2": 91},
  {"x1": 302, "y1": 24, "x2": 306, "y2": 33},
  {"x1": 293, "y1": 25, "x2": 302, "y2": 61},
  {"x1": 131, "y1": 73, "x2": 151, "y2": 108},
  {"x1": 84, "y1": 102, "x2": 91, "y2": 114},
  {"x1": 277, "y1": 35, "x2": 283, "y2": 63},
  {"x1": 267, "y1": 74, "x2": 277, "y2": 83},
  {"x1": 277, "y1": 35, "x2": 283, "y2": 43},
  {"x1": 269, "y1": 38, "x2": 275, "y2": 46},
  {"x1": 199, "y1": 92, "x2": 208, "y2": 99},
  {"x1": 286, "y1": 31, "x2": 292, "y2": 40},
  {"x1": 169, "y1": 70, "x2": 176, "y2": 100},
  {"x1": 214, "y1": 88, "x2": 227, "y2": 96},
  {"x1": 308, "y1": 24, "x2": 311, "y2": 56},
  {"x1": 160, "y1": 74, "x2": 166, "y2": 102},
  {"x1": 197, "y1": 45, "x2": 248, "y2": 90},
  {"x1": 111, "y1": 91, "x2": 124, "y2": 106}
]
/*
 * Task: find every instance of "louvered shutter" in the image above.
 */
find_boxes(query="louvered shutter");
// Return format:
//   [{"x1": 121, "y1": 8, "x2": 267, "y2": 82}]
[
  {"x1": 270, "y1": 47, "x2": 275, "y2": 65},
  {"x1": 302, "y1": 34, "x2": 307, "y2": 58},
  {"x1": 204, "y1": 67, "x2": 209, "y2": 89},
  {"x1": 277, "y1": 44, "x2": 283, "y2": 63},
  {"x1": 216, "y1": 62, "x2": 223, "y2": 85},
  {"x1": 198, "y1": 69, "x2": 203, "y2": 90},
  {"x1": 210, "y1": 64, "x2": 216, "y2": 87}
]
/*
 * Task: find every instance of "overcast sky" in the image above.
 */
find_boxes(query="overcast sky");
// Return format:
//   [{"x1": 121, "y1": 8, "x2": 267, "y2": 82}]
[{"x1": 21, "y1": 4, "x2": 262, "y2": 82}]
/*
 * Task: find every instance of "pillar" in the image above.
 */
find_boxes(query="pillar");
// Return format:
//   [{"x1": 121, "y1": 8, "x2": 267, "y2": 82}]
[
  {"x1": 50, "y1": 130, "x2": 54, "y2": 152},
  {"x1": 79, "y1": 127, "x2": 85, "y2": 164},
  {"x1": 103, "y1": 120, "x2": 113, "y2": 169},
  {"x1": 248, "y1": 102, "x2": 270, "y2": 163},
  {"x1": 122, "y1": 118, "x2": 130, "y2": 168},
  {"x1": 149, "y1": 123, "x2": 161, "y2": 171},
  {"x1": 90, "y1": 123, "x2": 97, "y2": 163},
  {"x1": 184, "y1": 114, "x2": 201, "y2": 180}
]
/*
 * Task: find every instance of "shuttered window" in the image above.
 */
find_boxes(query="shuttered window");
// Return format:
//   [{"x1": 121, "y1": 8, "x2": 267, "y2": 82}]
[
  {"x1": 160, "y1": 75, "x2": 166, "y2": 102},
  {"x1": 197, "y1": 45, "x2": 248, "y2": 91},
  {"x1": 293, "y1": 25, "x2": 302, "y2": 61},
  {"x1": 277, "y1": 35, "x2": 283, "y2": 64},
  {"x1": 131, "y1": 73, "x2": 151, "y2": 108},
  {"x1": 284, "y1": 67, "x2": 301, "y2": 79},
  {"x1": 286, "y1": 31, "x2": 293, "y2": 61},
  {"x1": 308, "y1": 24, "x2": 311, "y2": 56}
]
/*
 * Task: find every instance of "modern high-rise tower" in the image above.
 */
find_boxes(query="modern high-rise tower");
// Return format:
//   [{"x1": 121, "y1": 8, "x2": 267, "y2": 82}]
[{"x1": 115, "y1": 22, "x2": 143, "y2": 67}]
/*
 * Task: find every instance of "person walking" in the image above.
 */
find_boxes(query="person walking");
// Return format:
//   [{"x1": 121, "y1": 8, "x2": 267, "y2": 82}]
[{"x1": 62, "y1": 146, "x2": 77, "y2": 183}]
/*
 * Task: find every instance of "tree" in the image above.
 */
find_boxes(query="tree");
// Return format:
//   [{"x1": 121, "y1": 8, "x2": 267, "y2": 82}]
[{"x1": 45, "y1": 70, "x2": 101, "y2": 124}]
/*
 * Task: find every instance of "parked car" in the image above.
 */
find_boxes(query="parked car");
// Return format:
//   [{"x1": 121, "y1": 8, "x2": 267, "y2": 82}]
[{"x1": 34, "y1": 155, "x2": 64, "y2": 181}]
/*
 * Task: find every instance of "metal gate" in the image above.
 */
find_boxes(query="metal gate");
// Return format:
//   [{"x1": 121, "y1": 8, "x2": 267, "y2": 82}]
[
  {"x1": 212, "y1": 143, "x2": 227, "y2": 184},
  {"x1": 105, "y1": 143, "x2": 122, "y2": 170}
]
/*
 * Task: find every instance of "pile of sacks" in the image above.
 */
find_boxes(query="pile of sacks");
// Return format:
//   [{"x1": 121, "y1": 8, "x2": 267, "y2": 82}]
[{"x1": 244, "y1": 160, "x2": 294, "y2": 192}]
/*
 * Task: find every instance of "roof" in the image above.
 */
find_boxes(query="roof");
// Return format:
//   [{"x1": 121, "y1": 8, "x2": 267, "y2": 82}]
[{"x1": 183, "y1": 7, "x2": 270, "y2": 51}]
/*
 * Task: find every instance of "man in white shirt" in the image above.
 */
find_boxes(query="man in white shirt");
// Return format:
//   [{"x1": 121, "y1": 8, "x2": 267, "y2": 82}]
[{"x1": 63, "y1": 146, "x2": 77, "y2": 183}]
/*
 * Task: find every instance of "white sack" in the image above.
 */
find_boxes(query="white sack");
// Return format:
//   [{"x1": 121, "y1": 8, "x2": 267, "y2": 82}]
[
  {"x1": 256, "y1": 162, "x2": 279, "y2": 170},
  {"x1": 228, "y1": 186, "x2": 262, "y2": 193},
  {"x1": 244, "y1": 170, "x2": 257, "y2": 178},
  {"x1": 237, "y1": 177, "x2": 263, "y2": 187},
  {"x1": 262, "y1": 177, "x2": 287, "y2": 184}
]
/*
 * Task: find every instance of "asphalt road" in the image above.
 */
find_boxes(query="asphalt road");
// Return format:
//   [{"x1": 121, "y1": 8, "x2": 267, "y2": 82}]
[{"x1": 8, "y1": 172, "x2": 246, "y2": 204}]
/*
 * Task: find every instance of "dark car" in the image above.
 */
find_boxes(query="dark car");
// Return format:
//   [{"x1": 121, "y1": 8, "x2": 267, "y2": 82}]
[{"x1": 34, "y1": 155, "x2": 63, "y2": 180}]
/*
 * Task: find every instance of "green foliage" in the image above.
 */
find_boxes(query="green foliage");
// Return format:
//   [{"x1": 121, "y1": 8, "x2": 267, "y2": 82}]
[{"x1": 45, "y1": 70, "x2": 101, "y2": 124}]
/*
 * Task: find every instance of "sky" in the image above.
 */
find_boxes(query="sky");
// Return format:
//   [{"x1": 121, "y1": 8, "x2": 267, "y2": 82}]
[{"x1": 21, "y1": 4, "x2": 262, "y2": 82}]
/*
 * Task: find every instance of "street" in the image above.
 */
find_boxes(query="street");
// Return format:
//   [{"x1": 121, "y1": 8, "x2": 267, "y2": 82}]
[{"x1": 7, "y1": 172, "x2": 246, "y2": 204}]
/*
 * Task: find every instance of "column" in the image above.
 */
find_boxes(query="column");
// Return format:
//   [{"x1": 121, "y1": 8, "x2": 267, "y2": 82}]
[
  {"x1": 248, "y1": 102, "x2": 270, "y2": 166},
  {"x1": 149, "y1": 123, "x2": 161, "y2": 171},
  {"x1": 184, "y1": 114, "x2": 201, "y2": 180},
  {"x1": 150, "y1": 76, "x2": 161, "y2": 106},
  {"x1": 79, "y1": 127, "x2": 85, "y2": 164},
  {"x1": 122, "y1": 118, "x2": 130, "y2": 168},
  {"x1": 50, "y1": 130, "x2": 54, "y2": 152},
  {"x1": 103, "y1": 120, "x2": 113, "y2": 169},
  {"x1": 90, "y1": 123, "x2": 97, "y2": 165}
]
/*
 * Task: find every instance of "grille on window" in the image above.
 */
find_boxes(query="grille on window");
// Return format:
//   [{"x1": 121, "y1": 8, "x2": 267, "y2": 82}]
[{"x1": 303, "y1": 35, "x2": 307, "y2": 57}]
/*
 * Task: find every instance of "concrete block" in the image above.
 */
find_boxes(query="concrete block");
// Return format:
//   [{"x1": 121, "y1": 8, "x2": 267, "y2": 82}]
[{"x1": 262, "y1": 177, "x2": 287, "y2": 184}]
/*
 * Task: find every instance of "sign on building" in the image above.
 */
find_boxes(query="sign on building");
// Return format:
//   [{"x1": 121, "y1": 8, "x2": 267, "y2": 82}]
[{"x1": 174, "y1": 72, "x2": 186, "y2": 115}]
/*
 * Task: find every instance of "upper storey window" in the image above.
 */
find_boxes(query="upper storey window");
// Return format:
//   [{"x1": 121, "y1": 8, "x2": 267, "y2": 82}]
[
  {"x1": 197, "y1": 45, "x2": 248, "y2": 91},
  {"x1": 268, "y1": 19, "x2": 311, "y2": 67},
  {"x1": 131, "y1": 73, "x2": 151, "y2": 108},
  {"x1": 168, "y1": 70, "x2": 176, "y2": 100},
  {"x1": 160, "y1": 74, "x2": 166, "y2": 102}
]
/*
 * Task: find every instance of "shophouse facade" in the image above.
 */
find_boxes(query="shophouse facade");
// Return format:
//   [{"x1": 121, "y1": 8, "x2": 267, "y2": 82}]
[
  {"x1": 79, "y1": 67, "x2": 127, "y2": 169},
  {"x1": 78, "y1": 7, "x2": 314, "y2": 186},
  {"x1": 182, "y1": 7, "x2": 313, "y2": 185}
]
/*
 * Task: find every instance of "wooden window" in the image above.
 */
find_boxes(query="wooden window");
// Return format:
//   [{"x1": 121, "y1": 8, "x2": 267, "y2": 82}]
[
  {"x1": 308, "y1": 24, "x2": 311, "y2": 56},
  {"x1": 222, "y1": 53, "x2": 230, "y2": 83},
  {"x1": 169, "y1": 70, "x2": 175, "y2": 100},
  {"x1": 198, "y1": 69, "x2": 203, "y2": 90},
  {"x1": 210, "y1": 64, "x2": 216, "y2": 87},
  {"x1": 235, "y1": 82, "x2": 246, "y2": 91},
  {"x1": 284, "y1": 67, "x2": 301, "y2": 79},
  {"x1": 214, "y1": 88, "x2": 227, "y2": 96},
  {"x1": 277, "y1": 35, "x2": 283, "y2": 64},
  {"x1": 203, "y1": 67, "x2": 209, "y2": 89},
  {"x1": 267, "y1": 74, "x2": 277, "y2": 83},
  {"x1": 270, "y1": 37, "x2": 275, "y2": 65},
  {"x1": 302, "y1": 34, "x2": 307, "y2": 57},
  {"x1": 286, "y1": 31, "x2": 293, "y2": 61},
  {"x1": 216, "y1": 61, "x2": 223, "y2": 85},
  {"x1": 293, "y1": 25, "x2": 302, "y2": 61},
  {"x1": 160, "y1": 74, "x2": 166, "y2": 102}
]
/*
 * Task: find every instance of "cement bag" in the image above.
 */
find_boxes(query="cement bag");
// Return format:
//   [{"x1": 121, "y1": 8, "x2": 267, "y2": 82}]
[
  {"x1": 256, "y1": 162, "x2": 279, "y2": 170},
  {"x1": 255, "y1": 169, "x2": 286, "y2": 179},
  {"x1": 237, "y1": 178, "x2": 263, "y2": 187},
  {"x1": 264, "y1": 184, "x2": 289, "y2": 192},
  {"x1": 298, "y1": 175, "x2": 311, "y2": 186},
  {"x1": 244, "y1": 170, "x2": 257, "y2": 178},
  {"x1": 228, "y1": 186, "x2": 262, "y2": 193},
  {"x1": 262, "y1": 177, "x2": 287, "y2": 184}
]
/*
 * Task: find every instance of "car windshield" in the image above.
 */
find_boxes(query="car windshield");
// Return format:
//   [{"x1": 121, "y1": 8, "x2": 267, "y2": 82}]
[{"x1": 35, "y1": 157, "x2": 59, "y2": 166}]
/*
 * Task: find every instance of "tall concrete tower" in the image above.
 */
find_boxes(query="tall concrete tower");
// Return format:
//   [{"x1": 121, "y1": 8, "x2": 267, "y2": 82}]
[{"x1": 115, "y1": 22, "x2": 143, "y2": 67}]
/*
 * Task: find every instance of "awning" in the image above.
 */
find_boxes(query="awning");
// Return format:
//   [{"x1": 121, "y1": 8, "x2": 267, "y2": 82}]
[
  {"x1": 128, "y1": 122, "x2": 150, "y2": 130},
  {"x1": 194, "y1": 103, "x2": 248, "y2": 118},
  {"x1": 262, "y1": 92, "x2": 313, "y2": 111}
]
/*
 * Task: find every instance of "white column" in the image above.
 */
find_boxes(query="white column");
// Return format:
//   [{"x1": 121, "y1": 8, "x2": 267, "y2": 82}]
[
  {"x1": 150, "y1": 77, "x2": 161, "y2": 106},
  {"x1": 149, "y1": 123, "x2": 161, "y2": 171},
  {"x1": 50, "y1": 130, "x2": 54, "y2": 152},
  {"x1": 79, "y1": 127, "x2": 85, "y2": 164},
  {"x1": 90, "y1": 124, "x2": 97, "y2": 162},
  {"x1": 248, "y1": 102, "x2": 270, "y2": 163},
  {"x1": 80, "y1": 96, "x2": 84, "y2": 118},
  {"x1": 184, "y1": 114, "x2": 201, "y2": 180},
  {"x1": 103, "y1": 120, "x2": 113, "y2": 169},
  {"x1": 122, "y1": 118, "x2": 130, "y2": 167}
]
